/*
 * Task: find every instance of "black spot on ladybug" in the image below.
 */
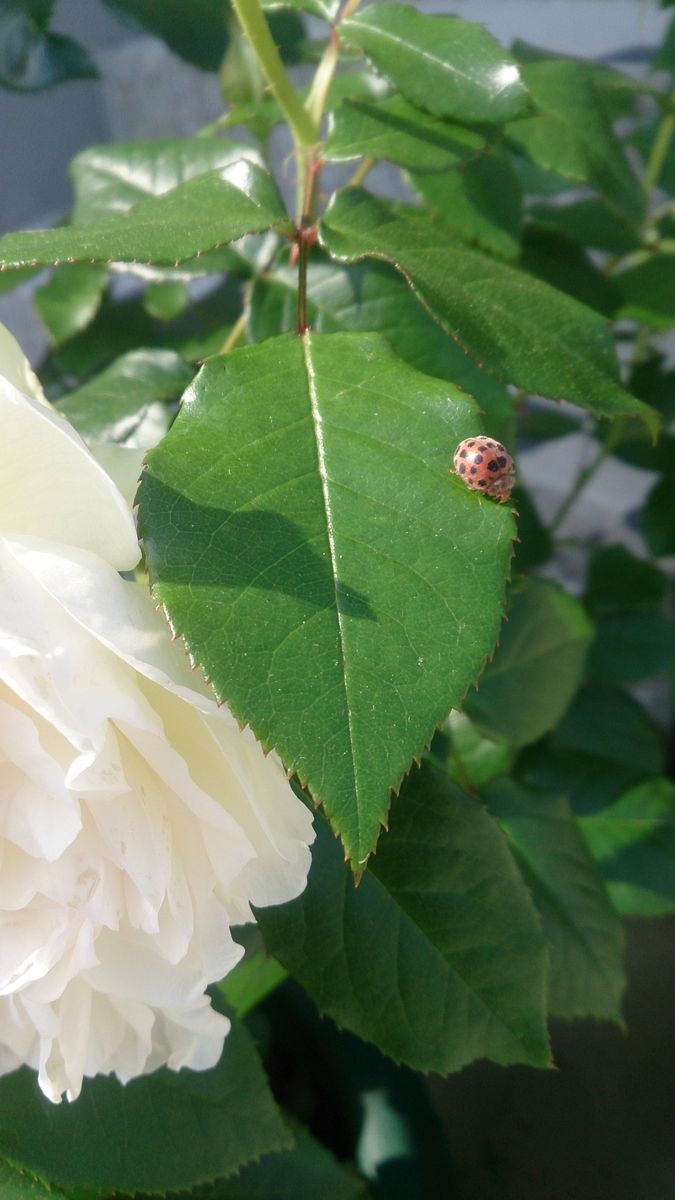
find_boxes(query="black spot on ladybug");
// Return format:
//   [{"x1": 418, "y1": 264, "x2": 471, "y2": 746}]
[
  {"x1": 478, "y1": 479, "x2": 486, "y2": 486},
  {"x1": 496, "y1": 444, "x2": 504, "y2": 451},
  {"x1": 467, "y1": 439, "x2": 476, "y2": 446},
  {"x1": 474, "y1": 454, "x2": 483, "y2": 464},
  {"x1": 497, "y1": 455, "x2": 507, "y2": 468},
  {"x1": 459, "y1": 449, "x2": 468, "y2": 458},
  {"x1": 486, "y1": 441, "x2": 495, "y2": 448},
  {"x1": 459, "y1": 463, "x2": 466, "y2": 474},
  {"x1": 470, "y1": 467, "x2": 477, "y2": 475},
  {"x1": 487, "y1": 459, "x2": 499, "y2": 472},
  {"x1": 479, "y1": 445, "x2": 488, "y2": 452}
]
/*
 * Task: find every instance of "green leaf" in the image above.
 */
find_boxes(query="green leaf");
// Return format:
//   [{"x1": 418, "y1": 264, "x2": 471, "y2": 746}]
[
  {"x1": 643, "y1": 476, "x2": 675, "y2": 557},
  {"x1": 585, "y1": 545, "x2": 667, "y2": 614},
  {"x1": 0, "y1": 161, "x2": 290, "y2": 271},
  {"x1": 44, "y1": 278, "x2": 242, "y2": 383},
  {"x1": 57, "y1": 348, "x2": 193, "y2": 444},
  {"x1": 101, "y1": 0, "x2": 229, "y2": 71},
  {"x1": 342, "y1": 3, "x2": 529, "y2": 124},
  {"x1": 510, "y1": 485, "x2": 552, "y2": 570},
  {"x1": 616, "y1": 254, "x2": 675, "y2": 330},
  {"x1": 518, "y1": 685, "x2": 664, "y2": 815},
  {"x1": 144, "y1": 278, "x2": 189, "y2": 320},
  {"x1": 0, "y1": 1, "x2": 98, "y2": 90},
  {"x1": 249, "y1": 257, "x2": 513, "y2": 434},
  {"x1": 324, "y1": 94, "x2": 487, "y2": 172},
  {"x1": 139, "y1": 332, "x2": 515, "y2": 866},
  {"x1": 528, "y1": 198, "x2": 640, "y2": 256},
  {"x1": 256, "y1": 763, "x2": 550, "y2": 1072},
  {"x1": 0, "y1": 1022, "x2": 291, "y2": 1194},
  {"x1": 262, "y1": 0, "x2": 340, "y2": 20},
  {"x1": 0, "y1": 1160, "x2": 72, "y2": 1200},
  {"x1": 217, "y1": 927, "x2": 288, "y2": 1018},
  {"x1": 410, "y1": 149, "x2": 523, "y2": 261},
  {"x1": 464, "y1": 577, "x2": 594, "y2": 748},
  {"x1": 70, "y1": 137, "x2": 263, "y2": 224},
  {"x1": 587, "y1": 612, "x2": 674, "y2": 685},
  {"x1": 517, "y1": 406, "x2": 581, "y2": 442},
  {"x1": 578, "y1": 779, "x2": 675, "y2": 918},
  {"x1": 507, "y1": 58, "x2": 644, "y2": 226},
  {"x1": 34, "y1": 263, "x2": 107, "y2": 344},
  {"x1": 521, "y1": 225, "x2": 620, "y2": 317},
  {"x1": 205, "y1": 1124, "x2": 367, "y2": 1199},
  {"x1": 628, "y1": 351, "x2": 675, "y2": 425},
  {"x1": 486, "y1": 779, "x2": 625, "y2": 1021},
  {"x1": 438, "y1": 710, "x2": 511, "y2": 789},
  {"x1": 320, "y1": 189, "x2": 658, "y2": 436}
]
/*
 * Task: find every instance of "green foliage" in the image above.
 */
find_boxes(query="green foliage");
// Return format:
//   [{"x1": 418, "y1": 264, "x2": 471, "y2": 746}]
[
  {"x1": 139, "y1": 331, "x2": 515, "y2": 864},
  {"x1": 2, "y1": 1, "x2": 675, "y2": 1191},
  {"x1": 57, "y1": 348, "x2": 193, "y2": 444},
  {"x1": 256, "y1": 764, "x2": 550, "y2": 1072},
  {"x1": 101, "y1": 0, "x2": 230, "y2": 71},
  {"x1": 409, "y1": 148, "x2": 523, "y2": 260},
  {"x1": 464, "y1": 577, "x2": 594, "y2": 748},
  {"x1": 487, "y1": 779, "x2": 625, "y2": 1021},
  {"x1": 0, "y1": 1023, "x2": 291, "y2": 1193},
  {"x1": 321, "y1": 189, "x2": 658, "y2": 434},
  {"x1": 0, "y1": 0, "x2": 97, "y2": 90},
  {"x1": 324, "y1": 94, "x2": 487, "y2": 172},
  {"x1": 578, "y1": 780, "x2": 675, "y2": 917},
  {"x1": 507, "y1": 56, "x2": 644, "y2": 224},
  {"x1": 0, "y1": 161, "x2": 291, "y2": 270},
  {"x1": 342, "y1": 4, "x2": 529, "y2": 123}
]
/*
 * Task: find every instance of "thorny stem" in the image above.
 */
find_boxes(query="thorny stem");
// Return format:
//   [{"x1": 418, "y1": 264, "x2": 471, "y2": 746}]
[
  {"x1": 305, "y1": 0, "x2": 363, "y2": 129},
  {"x1": 231, "y1": 0, "x2": 365, "y2": 332},
  {"x1": 297, "y1": 231, "x2": 309, "y2": 333},
  {"x1": 230, "y1": 0, "x2": 318, "y2": 150}
]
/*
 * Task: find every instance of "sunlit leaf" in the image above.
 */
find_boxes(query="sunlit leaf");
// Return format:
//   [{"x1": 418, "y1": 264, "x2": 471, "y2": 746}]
[{"x1": 139, "y1": 331, "x2": 515, "y2": 865}]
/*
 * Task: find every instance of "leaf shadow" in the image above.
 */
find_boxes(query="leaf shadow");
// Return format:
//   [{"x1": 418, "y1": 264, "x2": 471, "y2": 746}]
[{"x1": 139, "y1": 476, "x2": 376, "y2": 621}]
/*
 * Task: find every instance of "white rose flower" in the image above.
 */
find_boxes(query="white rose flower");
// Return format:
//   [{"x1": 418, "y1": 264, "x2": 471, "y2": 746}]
[{"x1": 0, "y1": 325, "x2": 314, "y2": 1104}]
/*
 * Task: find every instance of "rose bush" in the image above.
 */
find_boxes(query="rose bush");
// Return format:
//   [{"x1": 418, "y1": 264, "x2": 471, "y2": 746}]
[{"x1": 0, "y1": 324, "x2": 314, "y2": 1103}]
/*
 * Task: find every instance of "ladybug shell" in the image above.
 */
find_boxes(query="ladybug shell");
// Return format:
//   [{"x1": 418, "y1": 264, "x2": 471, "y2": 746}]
[{"x1": 453, "y1": 437, "x2": 515, "y2": 502}]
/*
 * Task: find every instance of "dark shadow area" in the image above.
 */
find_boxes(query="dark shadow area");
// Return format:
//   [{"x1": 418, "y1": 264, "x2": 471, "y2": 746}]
[
  {"x1": 140, "y1": 474, "x2": 377, "y2": 621},
  {"x1": 430, "y1": 917, "x2": 675, "y2": 1200}
]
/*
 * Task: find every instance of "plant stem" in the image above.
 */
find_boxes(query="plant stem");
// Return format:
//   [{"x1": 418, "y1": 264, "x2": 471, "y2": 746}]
[
  {"x1": 219, "y1": 308, "x2": 248, "y2": 354},
  {"x1": 305, "y1": 0, "x2": 362, "y2": 129},
  {"x1": 548, "y1": 424, "x2": 622, "y2": 534},
  {"x1": 297, "y1": 234, "x2": 309, "y2": 334},
  {"x1": 643, "y1": 85, "x2": 675, "y2": 198},
  {"x1": 346, "y1": 155, "x2": 376, "y2": 189},
  {"x1": 231, "y1": 0, "x2": 318, "y2": 151}
]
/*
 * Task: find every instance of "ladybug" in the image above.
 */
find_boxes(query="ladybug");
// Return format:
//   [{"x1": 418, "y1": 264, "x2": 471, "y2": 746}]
[{"x1": 452, "y1": 437, "x2": 515, "y2": 502}]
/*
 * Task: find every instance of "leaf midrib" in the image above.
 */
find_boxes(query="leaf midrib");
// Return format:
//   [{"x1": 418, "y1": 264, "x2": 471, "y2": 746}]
[
  {"x1": 365, "y1": 862, "x2": 547, "y2": 1058},
  {"x1": 301, "y1": 334, "x2": 361, "y2": 850},
  {"x1": 347, "y1": 13, "x2": 480, "y2": 91}
]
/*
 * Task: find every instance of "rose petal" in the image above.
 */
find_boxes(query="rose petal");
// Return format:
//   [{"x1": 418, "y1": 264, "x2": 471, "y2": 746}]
[{"x1": 0, "y1": 378, "x2": 139, "y2": 570}]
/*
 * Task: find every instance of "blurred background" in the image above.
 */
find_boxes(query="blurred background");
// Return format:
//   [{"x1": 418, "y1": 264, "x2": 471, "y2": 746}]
[{"x1": 1, "y1": 3, "x2": 673, "y2": 1197}]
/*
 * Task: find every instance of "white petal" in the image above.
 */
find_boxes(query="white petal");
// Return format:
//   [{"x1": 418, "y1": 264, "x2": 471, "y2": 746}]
[
  {"x1": 0, "y1": 377, "x2": 139, "y2": 570},
  {"x1": 0, "y1": 322, "x2": 47, "y2": 406}
]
